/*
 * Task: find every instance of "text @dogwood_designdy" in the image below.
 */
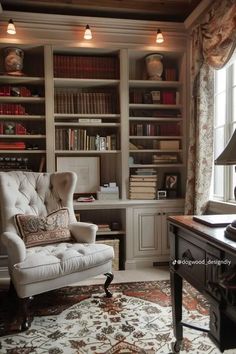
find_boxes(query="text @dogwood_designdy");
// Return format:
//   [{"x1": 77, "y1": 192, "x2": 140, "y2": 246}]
[{"x1": 172, "y1": 259, "x2": 231, "y2": 266}]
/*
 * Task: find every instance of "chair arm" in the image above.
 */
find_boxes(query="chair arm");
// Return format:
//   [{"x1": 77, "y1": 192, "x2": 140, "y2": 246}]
[
  {"x1": 1, "y1": 232, "x2": 26, "y2": 264},
  {"x1": 69, "y1": 222, "x2": 98, "y2": 243}
]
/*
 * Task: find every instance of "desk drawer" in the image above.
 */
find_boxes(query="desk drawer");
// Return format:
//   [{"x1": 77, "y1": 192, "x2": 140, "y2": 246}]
[{"x1": 177, "y1": 237, "x2": 205, "y2": 287}]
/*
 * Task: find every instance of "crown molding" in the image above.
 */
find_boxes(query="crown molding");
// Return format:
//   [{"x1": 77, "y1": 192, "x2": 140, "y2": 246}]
[
  {"x1": 0, "y1": 11, "x2": 188, "y2": 49},
  {"x1": 1, "y1": 10, "x2": 186, "y2": 32}
]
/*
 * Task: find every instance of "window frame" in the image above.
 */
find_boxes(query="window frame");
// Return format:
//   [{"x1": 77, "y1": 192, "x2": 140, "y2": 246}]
[{"x1": 212, "y1": 57, "x2": 236, "y2": 204}]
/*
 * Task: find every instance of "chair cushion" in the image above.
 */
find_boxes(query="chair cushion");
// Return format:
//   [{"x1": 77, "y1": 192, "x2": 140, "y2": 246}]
[
  {"x1": 15, "y1": 208, "x2": 72, "y2": 248},
  {"x1": 13, "y1": 242, "x2": 114, "y2": 285}
]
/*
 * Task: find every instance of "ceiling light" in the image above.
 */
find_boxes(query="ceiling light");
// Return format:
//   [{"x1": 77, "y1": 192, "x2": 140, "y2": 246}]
[
  {"x1": 156, "y1": 28, "x2": 164, "y2": 44},
  {"x1": 84, "y1": 24, "x2": 92, "y2": 40},
  {"x1": 7, "y1": 19, "x2": 16, "y2": 35}
]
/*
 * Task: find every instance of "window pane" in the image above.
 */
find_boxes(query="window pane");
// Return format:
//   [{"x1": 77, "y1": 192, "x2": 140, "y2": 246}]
[
  {"x1": 233, "y1": 87, "x2": 236, "y2": 122},
  {"x1": 229, "y1": 123, "x2": 236, "y2": 200},
  {"x1": 233, "y1": 63, "x2": 236, "y2": 86},
  {"x1": 214, "y1": 127, "x2": 225, "y2": 156},
  {"x1": 213, "y1": 166, "x2": 224, "y2": 197},
  {"x1": 213, "y1": 128, "x2": 224, "y2": 197},
  {"x1": 215, "y1": 68, "x2": 226, "y2": 94},
  {"x1": 215, "y1": 92, "x2": 226, "y2": 126}
]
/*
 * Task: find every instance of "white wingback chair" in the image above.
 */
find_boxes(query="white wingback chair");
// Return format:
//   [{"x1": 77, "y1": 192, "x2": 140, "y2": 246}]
[{"x1": 0, "y1": 170, "x2": 114, "y2": 331}]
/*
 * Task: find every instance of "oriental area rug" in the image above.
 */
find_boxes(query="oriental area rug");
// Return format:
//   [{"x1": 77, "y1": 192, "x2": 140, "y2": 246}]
[{"x1": 0, "y1": 280, "x2": 227, "y2": 354}]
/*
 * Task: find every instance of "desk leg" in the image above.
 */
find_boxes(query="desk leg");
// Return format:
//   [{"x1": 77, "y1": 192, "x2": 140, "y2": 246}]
[{"x1": 170, "y1": 270, "x2": 183, "y2": 353}]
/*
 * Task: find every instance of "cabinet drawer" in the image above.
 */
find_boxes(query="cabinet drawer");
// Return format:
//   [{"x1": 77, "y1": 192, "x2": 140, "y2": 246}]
[{"x1": 177, "y1": 237, "x2": 205, "y2": 287}]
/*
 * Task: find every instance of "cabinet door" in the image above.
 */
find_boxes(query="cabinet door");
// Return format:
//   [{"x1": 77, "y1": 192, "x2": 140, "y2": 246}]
[
  {"x1": 161, "y1": 209, "x2": 184, "y2": 255},
  {"x1": 133, "y1": 208, "x2": 162, "y2": 257}
]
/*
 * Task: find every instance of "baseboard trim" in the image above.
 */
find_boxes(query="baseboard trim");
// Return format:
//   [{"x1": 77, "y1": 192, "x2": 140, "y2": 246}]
[{"x1": 125, "y1": 256, "x2": 169, "y2": 269}]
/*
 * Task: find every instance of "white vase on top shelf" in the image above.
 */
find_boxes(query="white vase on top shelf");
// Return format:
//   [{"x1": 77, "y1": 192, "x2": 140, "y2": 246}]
[{"x1": 145, "y1": 54, "x2": 163, "y2": 81}]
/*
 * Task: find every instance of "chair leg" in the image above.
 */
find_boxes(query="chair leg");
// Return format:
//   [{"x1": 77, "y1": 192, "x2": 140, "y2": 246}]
[
  {"x1": 8, "y1": 280, "x2": 17, "y2": 299},
  {"x1": 19, "y1": 297, "x2": 32, "y2": 331},
  {"x1": 104, "y1": 272, "x2": 114, "y2": 298}
]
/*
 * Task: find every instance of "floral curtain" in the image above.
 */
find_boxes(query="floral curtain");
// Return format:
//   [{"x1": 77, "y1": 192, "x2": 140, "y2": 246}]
[{"x1": 184, "y1": 0, "x2": 236, "y2": 215}]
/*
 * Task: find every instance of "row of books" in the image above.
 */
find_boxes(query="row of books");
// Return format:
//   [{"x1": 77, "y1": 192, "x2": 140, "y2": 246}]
[
  {"x1": 0, "y1": 141, "x2": 26, "y2": 150},
  {"x1": 0, "y1": 86, "x2": 33, "y2": 97},
  {"x1": 55, "y1": 128, "x2": 118, "y2": 151},
  {"x1": 164, "y1": 68, "x2": 178, "y2": 81},
  {"x1": 152, "y1": 154, "x2": 179, "y2": 164},
  {"x1": 0, "y1": 156, "x2": 29, "y2": 170},
  {"x1": 0, "y1": 122, "x2": 27, "y2": 135},
  {"x1": 130, "y1": 89, "x2": 179, "y2": 105},
  {"x1": 53, "y1": 55, "x2": 119, "y2": 79},
  {"x1": 130, "y1": 122, "x2": 181, "y2": 136},
  {"x1": 0, "y1": 104, "x2": 27, "y2": 115},
  {"x1": 129, "y1": 169, "x2": 158, "y2": 200},
  {"x1": 54, "y1": 90, "x2": 118, "y2": 114}
]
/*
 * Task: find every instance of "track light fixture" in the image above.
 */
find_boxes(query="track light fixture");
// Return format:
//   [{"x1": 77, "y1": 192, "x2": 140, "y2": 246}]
[
  {"x1": 156, "y1": 28, "x2": 164, "y2": 44},
  {"x1": 7, "y1": 19, "x2": 16, "y2": 35},
  {"x1": 84, "y1": 24, "x2": 92, "y2": 40}
]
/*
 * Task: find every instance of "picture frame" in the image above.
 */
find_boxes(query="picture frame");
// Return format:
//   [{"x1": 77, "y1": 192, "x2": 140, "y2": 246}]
[
  {"x1": 163, "y1": 172, "x2": 180, "y2": 197},
  {"x1": 56, "y1": 156, "x2": 100, "y2": 194},
  {"x1": 157, "y1": 190, "x2": 167, "y2": 199}
]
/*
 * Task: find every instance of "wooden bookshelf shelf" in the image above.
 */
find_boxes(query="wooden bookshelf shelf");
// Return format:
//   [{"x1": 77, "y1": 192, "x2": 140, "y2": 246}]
[
  {"x1": 97, "y1": 230, "x2": 125, "y2": 236},
  {"x1": 0, "y1": 135, "x2": 46, "y2": 139},
  {"x1": 129, "y1": 117, "x2": 182, "y2": 122},
  {"x1": 0, "y1": 97, "x2": 45, "y2": 103},
  {"x1": 0, "y1": 115, "x2": 45, "y2": 120},
  {"x1": 54, "y1": 114, "x2": 120, "y2": 119},
  {"x1": 129, "y1": 103, "x2": 182, "y2": 109},
  {"x1": 129, "y1": 135, "x2": 182, "y2": 139},
  {"x1": 129, "y1": 80, "x2": 181, "y2": 88},
  {"x1": 0, "y1": 76, "x2": 44, "y2": 85},
  {"x1": 54, "y1": 78, "x2": 119, "y2": 88},
  {"x1": 129, "y1": 149, "x2": 182, "y2": 152},
  {"x1": 129, "y1": 163, "x2": 184, "y2": 168},
  {"x1": 55, "y1": 122, "x2": 120, "y2": 127},
  {"x1": 0, "y1": 150, "x2": 46, "y2": 154},
  {"x1": 55, "y1": 150, "x2": 120, "y2": 154}
]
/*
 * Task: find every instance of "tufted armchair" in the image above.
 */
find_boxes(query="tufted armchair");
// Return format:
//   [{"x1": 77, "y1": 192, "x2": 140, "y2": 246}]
[{"x1": 0, "y1": 170, "x2": 114, "y2": 331}]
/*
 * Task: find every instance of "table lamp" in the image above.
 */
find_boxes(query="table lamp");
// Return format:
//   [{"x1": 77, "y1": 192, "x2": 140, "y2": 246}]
[{"x1": 215, "y1": 129, "x2": 236, "y2": 241}]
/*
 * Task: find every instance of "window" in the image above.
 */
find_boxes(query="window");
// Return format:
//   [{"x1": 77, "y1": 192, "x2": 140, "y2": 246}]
[{"x1": 212, "y1": 54, "x2": 236, "y2": 202}]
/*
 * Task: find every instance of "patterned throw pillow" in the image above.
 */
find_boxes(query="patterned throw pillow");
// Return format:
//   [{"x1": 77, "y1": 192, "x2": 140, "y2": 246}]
[{"x1": 15, "y1": 208, "x2": 72, "y2": 248}]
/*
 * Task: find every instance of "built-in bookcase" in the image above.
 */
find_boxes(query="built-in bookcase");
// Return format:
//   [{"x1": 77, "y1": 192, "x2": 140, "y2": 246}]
[
  {"x1": 52, "y1": 48, "x2": 122, "y2": 194},
  {"x1": 0, "y1": 45, "x2": 46, "y2": 172},
  {"x1": 0, "y1": 23, "x2": 188, "y2": 271},
  {"x1": 128, "y1": 50, "x2": 186, "y2": 198}
]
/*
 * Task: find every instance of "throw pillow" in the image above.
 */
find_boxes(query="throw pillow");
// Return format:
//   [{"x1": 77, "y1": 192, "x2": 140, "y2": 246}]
[{"x1": 15, "y1": 208, "x2": 72, "y2": 248}]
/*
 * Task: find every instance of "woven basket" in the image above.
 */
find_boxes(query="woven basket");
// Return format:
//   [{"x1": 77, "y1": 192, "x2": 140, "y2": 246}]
[{"x1": 96, "y1": 239, "x2": 119, "y2": 271}]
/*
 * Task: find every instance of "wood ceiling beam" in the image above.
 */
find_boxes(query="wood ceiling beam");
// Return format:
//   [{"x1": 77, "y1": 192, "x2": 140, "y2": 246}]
[{"x1": 1, "y1": 0, "x2": 200, "y2": 16}]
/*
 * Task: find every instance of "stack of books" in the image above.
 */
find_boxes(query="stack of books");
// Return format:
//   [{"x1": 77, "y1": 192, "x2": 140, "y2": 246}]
[
  {"x1": 152, "y1": 154, "x2": 178, "y2": 164},
  {"x1": 97, "y1": 224, "x2": 111, "y2": 232},
  {"x1": 97, "y1": 184, "x2": 119, "y2": 200},
  {"x1": 129, "y1": 169, "x2": 157, "y2": 200}
]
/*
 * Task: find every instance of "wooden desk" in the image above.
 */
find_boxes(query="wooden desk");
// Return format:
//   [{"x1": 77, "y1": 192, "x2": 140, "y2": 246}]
[{"x1": 168, "y1": 215, "x2": 236, "y2": 353}]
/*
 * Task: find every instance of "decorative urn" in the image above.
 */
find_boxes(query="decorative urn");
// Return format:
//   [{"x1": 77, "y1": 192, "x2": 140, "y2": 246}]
[
  {"x1": 4, "y1": 47, "x2": 24, "y2": 76},
  {"x1": 145, "y1": 53, "x2": 163, "y2": 81}
]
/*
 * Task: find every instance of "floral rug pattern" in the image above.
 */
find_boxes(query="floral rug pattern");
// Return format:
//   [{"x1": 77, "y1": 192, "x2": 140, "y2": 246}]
[{"x1": 0, "y1": 280, "x2": 227, "y2": 353}]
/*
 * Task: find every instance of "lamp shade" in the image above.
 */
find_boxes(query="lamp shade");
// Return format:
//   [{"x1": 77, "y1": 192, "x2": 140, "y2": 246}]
[{"x1": 215, "y1": 129, "x2": 236, "y2": 165}]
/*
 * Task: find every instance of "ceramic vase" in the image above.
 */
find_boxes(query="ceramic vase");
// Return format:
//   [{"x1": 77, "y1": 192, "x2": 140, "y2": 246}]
[
  {"x1": 145, "y1": 53, "x2": 163, "y2": 81},
  {"x1": 4, "y1": 47, "x2": 24, "y2": 75}
]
